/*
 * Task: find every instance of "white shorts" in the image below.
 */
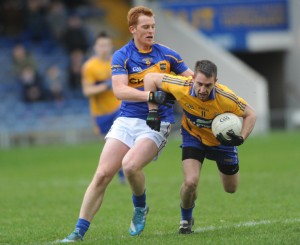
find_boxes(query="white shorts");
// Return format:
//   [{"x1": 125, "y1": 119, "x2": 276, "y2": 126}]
[{"x1": 105, "y1": 117, "x2": 171, "y2": 159}]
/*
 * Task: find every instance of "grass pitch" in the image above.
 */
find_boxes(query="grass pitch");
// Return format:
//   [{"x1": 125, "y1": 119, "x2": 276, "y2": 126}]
[{"x1": 0, "y1": 130, "x2": 300, "y2": 245}]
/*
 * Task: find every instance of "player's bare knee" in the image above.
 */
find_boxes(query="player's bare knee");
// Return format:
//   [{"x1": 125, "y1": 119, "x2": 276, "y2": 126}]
[
  {"x1": 224, "y1": 185, "x2": 238, "y2": 193},
  {"x1": 122, "y1": 160, "x2": 139, "y2": 176},
  {"x1": 184, "y1": 177, "x2": 198, "y2": 192},
  {"x1": 92, "y1": 171, "x2": 113, "y2": 187}
]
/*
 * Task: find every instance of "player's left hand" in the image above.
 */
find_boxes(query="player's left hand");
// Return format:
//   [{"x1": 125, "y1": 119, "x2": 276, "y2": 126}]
[
  {"x1": 105, "y1": 79, "x2": 112, "y2": 90},
  {"x1": 146, "y1": 109, "x2": 161, "y2": 131},
  {"x1": 148, "y1": 91, "x2": 176, "y2": 107},
  {"x1": 216, "y1": 131, "x2": 244, "y2": 146}
]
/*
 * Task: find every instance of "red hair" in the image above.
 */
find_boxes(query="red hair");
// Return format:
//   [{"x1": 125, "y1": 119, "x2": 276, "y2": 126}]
[{"x1": 127, "y1": 6, "x2": 154, "y2": 27}]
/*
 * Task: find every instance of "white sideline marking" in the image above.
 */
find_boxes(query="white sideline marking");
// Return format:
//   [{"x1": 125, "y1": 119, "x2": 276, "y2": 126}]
[
  {"x1": 194, "y1": 218, "x2": 300, "y2": 233},
  {"x1": 48, "y1": 218, "x2": 300, "y2": 244}
]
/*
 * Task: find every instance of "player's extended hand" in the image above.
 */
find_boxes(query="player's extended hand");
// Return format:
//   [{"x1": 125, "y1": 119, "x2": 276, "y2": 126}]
[
  {"x1": 216, "y1": 131, "x2": 244, "y2": 146},
  {"x1": 146, "y1": 109, "x2": 161, "y2": 132},
  {"x1": 105, "y1": 79, "x2": 112, "y2": 90},
  {"x1": 148, "y1": 91, "x2": 175, "y2": 107}
]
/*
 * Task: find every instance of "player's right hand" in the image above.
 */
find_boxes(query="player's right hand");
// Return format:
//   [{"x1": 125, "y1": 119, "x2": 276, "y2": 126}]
[
  {"x1": 146, "y1": 109, "x2": 161, "y2": 131},
  {"x1": 148, "y1": 91, "x2": 175, "y2": 107},
  {"x1": 216, "y1": 132, "x2": 244, "y2": 146}
]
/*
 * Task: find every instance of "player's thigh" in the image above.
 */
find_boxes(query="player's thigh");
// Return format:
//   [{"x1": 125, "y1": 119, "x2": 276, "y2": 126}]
[
  {"x1": 122, "y1": 137, "x2": 158, "y2": 170},
  {"x1": 182, "y1": 147, "x2": 204, "y2": 183},
  {"x1": 122, "y1": 119, "x2": 171, "y2": 169},
  {"x1": 182, "y1": 159, "x2": 202, "y2": 184},
  {"x1": 96, "y1": 138, "x2": 130, "y2": 175},
  {"x1": 135, "y1": 120, "x2": 171, "y2": 159}
]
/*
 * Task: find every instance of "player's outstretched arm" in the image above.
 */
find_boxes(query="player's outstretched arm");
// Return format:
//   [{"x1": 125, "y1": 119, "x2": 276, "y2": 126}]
[
  {"x1": 180, "y1": 68, "x2": 194, "y2": 77},
  {"x1": 144, "y1": 73, "x2": 166, "y2": 132},
  {"x1": 112, "y1": 73, "x2": 175, "y2": 107},
  {"x1": 82, "y1": 79, "x2": 111, "y2": 97},
  {"x1": 112, "y1": 74, "x2": 149, "y2": 102},
  {"x1": 144, "y1": 73, "x2": 165, "y2": 109}
]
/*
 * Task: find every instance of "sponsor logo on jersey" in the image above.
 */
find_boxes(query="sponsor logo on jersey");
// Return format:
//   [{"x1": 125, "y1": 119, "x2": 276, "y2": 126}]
[
  {"x1": 129, "y1": 78, "x2": 143, "y2": 84},
  {"x1": 195, "y1": 118, "x2": 213, "y2": 128},
  {"x1": 189, "y1": 118, "x2": 213, "y2": 128}
]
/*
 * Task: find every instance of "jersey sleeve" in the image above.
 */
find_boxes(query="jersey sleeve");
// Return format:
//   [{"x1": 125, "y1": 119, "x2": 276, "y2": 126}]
[
  {"x1": 231, "y1": 95, "x2": 248, "y2": 117},
  {"x1": 81, "y1": 62, "x2": 95, "y2": 85},
  {"x1": 165, "y1": 49, "x2": 188, "y2": 75},
  {"x1": 111, "y1": 50, "x2": 128, "y2": 76},
  {"x1": 161, "y1": 74, "x2": 192, "y2": 100},
  {"x1": 217, "y1": 84, "x2": 248, "y2": 116}
]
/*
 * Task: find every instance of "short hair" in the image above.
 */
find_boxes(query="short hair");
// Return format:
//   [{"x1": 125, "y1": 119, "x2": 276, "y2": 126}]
[
  {"x1": 127, "y1": 6, "x2": 154, "y2": 27},
  {"x1": 94, "y1": 31, "x2": 111, "y2": 44},
  {"x1": 194, "y1": 60, "x2": 217, "y2": 78},
  {"x1": 96, "y1": 31, "x2": 110, "y2": 40}
]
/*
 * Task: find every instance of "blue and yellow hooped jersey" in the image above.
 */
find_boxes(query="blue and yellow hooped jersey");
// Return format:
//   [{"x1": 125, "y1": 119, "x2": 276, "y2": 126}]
[
  {"x1": 161, "y1": 74, "x2": 248, "y2": 146},
  {"x1": 111, "y1": 39, "x2": 188, "y2": 122}
]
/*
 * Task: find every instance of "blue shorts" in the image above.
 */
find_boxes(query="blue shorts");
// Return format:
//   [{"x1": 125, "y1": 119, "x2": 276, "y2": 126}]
[
  {"x1": 95, "y1": 109, "x2": 120, "y2": 134},
  {"x1": 181, "y1": 127, "x2": 239, "y2": 174}
]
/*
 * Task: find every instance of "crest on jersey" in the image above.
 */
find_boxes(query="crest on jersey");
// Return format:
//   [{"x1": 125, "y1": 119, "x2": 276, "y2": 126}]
[
  {"x1": 143, "y1": 58, "x2": 152, "y2": 66},
  {"x1": 160, "y1": 63, "x2": 167, "y2": 71}
]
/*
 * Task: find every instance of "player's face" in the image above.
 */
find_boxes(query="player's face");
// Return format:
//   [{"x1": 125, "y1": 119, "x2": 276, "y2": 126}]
[
  {"x1": 94, "y1": 37, "x2": 113, "y2": 59},
  {"x1": 193, "y1": 72, "x2": 217, "y2": 101},
  {"x1": 130, "y1": 15, "x2": 155, "y2": 50}
]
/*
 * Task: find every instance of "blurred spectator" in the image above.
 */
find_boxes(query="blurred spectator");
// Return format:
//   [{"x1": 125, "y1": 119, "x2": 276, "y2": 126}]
[
  {"x1": 12, "y1": 44, "x2": 37, "y2": 79},
  {"x1": 68, "y1": 49, "x2": 84, "y2": 92},
  {"x1": 24, "y1": 0, "x2": 50, "y2": 42},
  {"x1": 61, "y1": 14, "x2": 89, "y2": 54},
  {"x1": 0, "y1": 0, "x2": 25, "y2": 37},
  {"x1": 44, "y1": 65, "x2": 65, "y2": 102},
  {"x1": 46, "y1": 0, "x2": 67, "y2": 41},
  {"x1": 19, "y1": 66, "x2": 45, "y2": 103},
  {"x1": 62, "y1": 0, "x2": 87, "y2": 10}
]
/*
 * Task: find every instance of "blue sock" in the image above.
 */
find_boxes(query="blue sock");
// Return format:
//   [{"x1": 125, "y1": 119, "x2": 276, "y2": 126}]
[
  {"x1": 118, "y1": 169, "x2": 125, "y2": 179},
  {"x1": 132, "y1": 191, "x2": 146, "y2": 208},
  {"x1": 75, "y1": 218, "x2": 90, "y2": 237},
  {"x1": 181, "y1": 205, "x2": 194, "y2": 221}
]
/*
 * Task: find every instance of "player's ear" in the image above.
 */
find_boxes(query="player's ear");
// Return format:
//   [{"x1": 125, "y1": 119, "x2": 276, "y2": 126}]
[
  {"x1": 215, "y1": 77, "x2": 218, "y2": 83},
  {"x1": 129, "y1": 25, "x2": 136, "y2": 34}
]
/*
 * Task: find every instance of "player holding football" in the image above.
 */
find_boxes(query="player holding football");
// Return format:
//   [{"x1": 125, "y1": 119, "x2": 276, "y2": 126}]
[
  {"x1": 81, "y1": 31, "x2": 125, "y2": 183},
  {"x1": 61, "y1": 6, "x2": 193, "y2": 242},
  {"x1": 144, "y1": 60, "x2": 256, "y2": 234}
]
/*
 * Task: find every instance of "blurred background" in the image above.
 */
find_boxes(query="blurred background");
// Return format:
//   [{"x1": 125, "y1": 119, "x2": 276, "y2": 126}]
[{"x1": 0, "y1": 0, "x2": 299, "y2": 148}]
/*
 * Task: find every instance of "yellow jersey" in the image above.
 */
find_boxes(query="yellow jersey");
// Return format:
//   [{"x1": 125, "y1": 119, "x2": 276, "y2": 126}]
[
  {"x1": 161, "y1": 74, "x2": 248, "y2": 146},
  {"x1": 82, "y1": 56, "x2": 121, "y2": 116}
]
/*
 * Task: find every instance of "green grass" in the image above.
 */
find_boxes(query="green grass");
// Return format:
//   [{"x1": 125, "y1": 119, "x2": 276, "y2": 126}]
[{"x1": 0, "y1": 130, "x2": 300, "y2": 245}]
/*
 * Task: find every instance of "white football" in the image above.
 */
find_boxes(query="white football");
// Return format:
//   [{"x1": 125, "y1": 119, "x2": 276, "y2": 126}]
[{"x1": 211, "y1": 113, "x2": 242, "y2": 140}]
